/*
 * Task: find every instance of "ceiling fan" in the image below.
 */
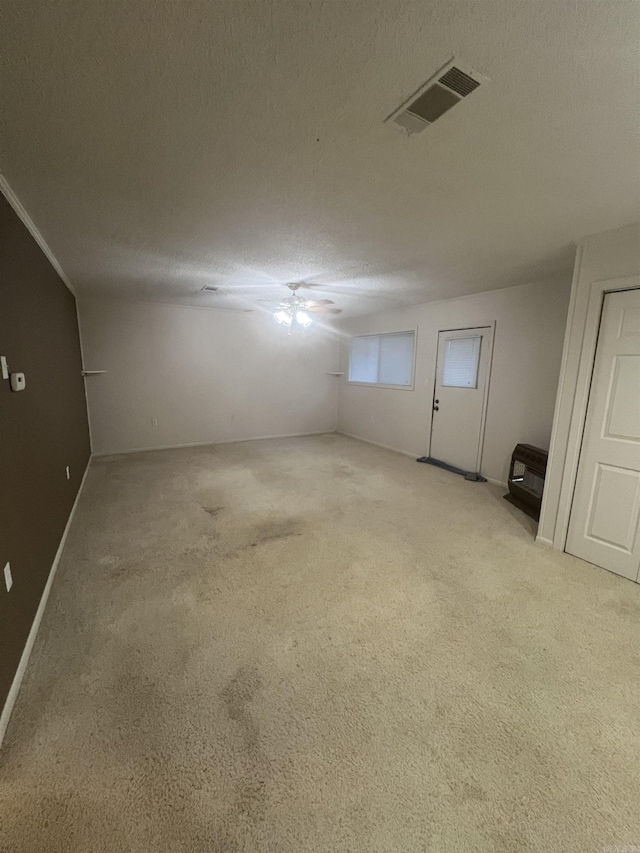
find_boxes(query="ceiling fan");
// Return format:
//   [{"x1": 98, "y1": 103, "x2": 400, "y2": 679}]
[{"x1": 267, "y1": 283, "x2": 342, "y2": 328}]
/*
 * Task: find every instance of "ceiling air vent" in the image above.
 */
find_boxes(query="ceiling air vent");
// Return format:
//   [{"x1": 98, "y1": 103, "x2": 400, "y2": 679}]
[{"x1": 386, "y1": 58, "x2": 488, "y2": 135}]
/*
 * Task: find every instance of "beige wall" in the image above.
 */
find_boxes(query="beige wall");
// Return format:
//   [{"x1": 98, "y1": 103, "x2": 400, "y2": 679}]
[
  {"x1": 80, "y1": 276, "x2": 573, "y2": 477},
  {"x1": 79, "y1": 300, "x2": 339, "y2": 454},
  {"x1": 0, "y1": 192, "x2": 90, "y2": 727},
  {"x1": 539, "y1": 223, "x2": 640, "y2": 547},
  {"x1": 337, "y1": 278, "x2": 572, "y2": 485}
]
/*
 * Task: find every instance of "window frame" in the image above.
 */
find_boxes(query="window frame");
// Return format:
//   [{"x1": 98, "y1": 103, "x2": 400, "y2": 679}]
[{"x1": 348, "y1": 329, "x2": 417, "y2": 390}]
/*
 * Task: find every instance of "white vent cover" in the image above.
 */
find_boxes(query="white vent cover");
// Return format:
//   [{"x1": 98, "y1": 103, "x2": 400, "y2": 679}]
[{"x1": 386, "y1": 58, "x2": 488, "y2": 135}]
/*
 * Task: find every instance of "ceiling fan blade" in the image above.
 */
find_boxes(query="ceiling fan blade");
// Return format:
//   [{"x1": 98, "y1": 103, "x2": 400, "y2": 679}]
[
  {"x1": 307, "y1": 305, "x2": 343, "y2": 314},
  {"x1": 304, "y1": 298, "x2": 335, "y2": 307}
]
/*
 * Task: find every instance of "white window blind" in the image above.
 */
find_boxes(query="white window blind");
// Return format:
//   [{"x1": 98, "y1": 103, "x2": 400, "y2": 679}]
[
  {"x1": 349, "y1": 331, "x2": 415, "y2": 386},
  {"x1": 350, "y1": 336, "x2": 380, "y2": 384},
  {"x1": 441, "y1": 336, "x2": 482, "y2": 388}
]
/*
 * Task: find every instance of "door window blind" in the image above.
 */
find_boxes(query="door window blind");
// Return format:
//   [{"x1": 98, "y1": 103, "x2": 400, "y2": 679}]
[{"x1": 441, "y1": 336, "x2": 482, "y2": 388}]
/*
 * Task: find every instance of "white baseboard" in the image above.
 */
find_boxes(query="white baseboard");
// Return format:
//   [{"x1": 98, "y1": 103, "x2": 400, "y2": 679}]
[
  {"x1": 484, "y1": 476, "x2": 508, "y2": 488},
  {"x1": 336, "y1": 431, "x2": 419, "y2": 459},
  {"x1": 0, "y1": 456, "x2": 92, "y2": 750},
  {"x1": 337, "y1": 432, "x2": 508, "y2": 486},
  {"x1": 91, "y1": 430, "x2": 337, "y2": 457},
  {"x1": 535, "y1": 534, "x2": 554, "y2": 549}
]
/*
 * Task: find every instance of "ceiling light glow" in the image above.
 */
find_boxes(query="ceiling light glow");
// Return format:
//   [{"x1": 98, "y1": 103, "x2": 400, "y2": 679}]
[
  {"x1": 274, "y1": 306, "x2": 313, "y2": 329},
  {"x1": 274, "y1": 310, "x2": 292, "y2": 326}
]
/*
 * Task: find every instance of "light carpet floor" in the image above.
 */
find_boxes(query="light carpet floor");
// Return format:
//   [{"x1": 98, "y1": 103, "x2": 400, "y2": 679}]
[{"x1": 1, "y1": 434, "x2": 638, "y2": 853}]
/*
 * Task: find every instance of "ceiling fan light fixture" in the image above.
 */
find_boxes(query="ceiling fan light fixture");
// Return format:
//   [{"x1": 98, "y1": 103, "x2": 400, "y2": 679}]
[
  {"x1": 295, "y1": 310, "x2": 312, "y2": 328},
  {"x1": 274, "y1": 309, "x2": 292, "y2": 327}
]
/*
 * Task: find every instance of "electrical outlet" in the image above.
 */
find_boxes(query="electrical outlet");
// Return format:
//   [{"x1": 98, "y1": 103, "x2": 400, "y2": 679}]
[
  {"x1": 66, "y1": 465, "x2": 70, "y2": 480},
  {"x1": 10, "y1": 372, "x2": 25, "y2": 392},
  {"x1": 4, "y1": 562, "x2": 12, "y2": 592},
  {"x1": 152, "y1": 418, "x2": 158, "y2": 427}
]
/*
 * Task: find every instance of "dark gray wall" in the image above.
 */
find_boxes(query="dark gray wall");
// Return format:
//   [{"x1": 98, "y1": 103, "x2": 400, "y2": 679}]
[{"x1": 0, "y1": 192, "x2": 90, "y2": 712}]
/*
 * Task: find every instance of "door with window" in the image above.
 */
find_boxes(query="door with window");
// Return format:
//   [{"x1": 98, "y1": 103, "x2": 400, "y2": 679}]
[
  {"x1": 566, "y1": 289, "x2": 640, "y2": 582},
  {"x1": 429, "y1": 327, "x2": 493, "y2": 474}
]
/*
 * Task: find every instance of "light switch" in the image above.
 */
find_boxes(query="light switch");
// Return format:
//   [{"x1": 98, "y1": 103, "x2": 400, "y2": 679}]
[
  {"x1": 1, "y1": 356, "x2": 8, "y2": 380},
  {"x1": 10, "y1": 372, "x2": 25, "y2": 392},
  {"x1": 4, "y1": 562, "x2": 12, "y2": 592}
]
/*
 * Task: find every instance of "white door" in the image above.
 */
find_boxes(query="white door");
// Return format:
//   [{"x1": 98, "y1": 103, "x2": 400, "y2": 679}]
[
  {"x1": 566, "y1": 289, "x2": 640, "y2": 582},
  {"x1": 429, "y1": 327, "x2": 493, "y2": 474}
]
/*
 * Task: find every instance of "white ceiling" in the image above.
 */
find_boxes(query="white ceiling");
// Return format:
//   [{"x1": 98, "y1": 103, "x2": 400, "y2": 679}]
[{"x1": 1, "y1": 0, "x2": 638, "y2": 318}]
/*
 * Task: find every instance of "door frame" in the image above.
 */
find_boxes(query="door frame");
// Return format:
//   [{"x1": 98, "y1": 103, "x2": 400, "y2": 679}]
[
  {"x1": 427, "y1": 322, "x2": 495, "y2": 474},
  {"x1": 542, "y1": 276, "x2": 640, "y2": 552}
]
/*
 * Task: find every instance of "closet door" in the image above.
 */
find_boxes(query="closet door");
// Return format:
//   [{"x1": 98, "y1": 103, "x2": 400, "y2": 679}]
[{"x1": 566, "y1": 289, "x2": 640, "y2": 582}]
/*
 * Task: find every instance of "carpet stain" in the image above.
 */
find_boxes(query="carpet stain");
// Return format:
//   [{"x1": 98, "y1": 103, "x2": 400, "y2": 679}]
[
  {"x1": 602, "y1": 594, "x2": 640, "y2": 620},
  {"x1": 221, "y1": 666, "x2": 262, "y2": 748},
  {"x1": 247, "y1": 519, "x2": 303, "y2": 548},
  {"x1": 332, "y1": 463, "x2": 354, "y2": 479},
  {"x1": 202, "y1": 505, "x2": 226, "y2": 517},
  {"x1": 2, "y1": 436, "x2": 639, "y2": 852},
  {"x1": 220, "y1": 667, "x2": 270, "y2": 839}
]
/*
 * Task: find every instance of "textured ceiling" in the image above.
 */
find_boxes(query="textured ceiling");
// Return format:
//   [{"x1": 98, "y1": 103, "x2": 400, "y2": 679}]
[{"x1": 1, "y1": 0, "x2": 638, "y2": 317}]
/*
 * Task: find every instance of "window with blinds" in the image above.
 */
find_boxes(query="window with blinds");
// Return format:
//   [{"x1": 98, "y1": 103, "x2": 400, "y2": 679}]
[
  {"x1": 441, "y1": 335, "x2": 482, "y2": 388},
  {"x1": 349, "y1": 331, "x2": 415, "y2": 387}
]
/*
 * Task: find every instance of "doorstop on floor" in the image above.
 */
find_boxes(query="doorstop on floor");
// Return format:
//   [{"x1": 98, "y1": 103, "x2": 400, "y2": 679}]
[{"x1": 416, "y1": 456, "x2": 487, "y2": 482}]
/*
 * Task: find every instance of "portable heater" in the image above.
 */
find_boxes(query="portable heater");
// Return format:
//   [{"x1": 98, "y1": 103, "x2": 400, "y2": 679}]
[{"x1": 504, "y1": 444, "x2": 548, "y2": 521}]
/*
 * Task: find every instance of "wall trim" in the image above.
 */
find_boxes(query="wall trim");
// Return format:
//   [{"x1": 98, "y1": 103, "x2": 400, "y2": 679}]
[
  {"x1": 0, "y1": 173, "x2": 76, "y2": 296},
  {"x1": 537, "y1": 244, "x2": 584, "y2": 545},
  {"x1": 535, "y1": 535, "x2": 553, "y2": 548},
  {"x1": 484, "y1": 476, "x2": 508, "y2": 488},
  {"x1": 336, "y1": 431, "x2": 419, "y2": 459},
  {"x1": 0, "y1": 456, "x2": 91, "y2": 750},
  {"x1": 91, "y1": 430, "x2": 337, "y2": 457},
  {"x1": 339, "y1": 431, "x2": 507, "y2": 486}
]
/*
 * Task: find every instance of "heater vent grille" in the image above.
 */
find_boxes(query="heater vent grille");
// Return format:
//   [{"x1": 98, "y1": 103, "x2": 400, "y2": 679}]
[
  {"x1": 438, "y1": 66, "x2": 481, "y2": 97},
  {"x1": 386, "y1": 58, "x2": 488, "y2": 135},
  {"x1": 406, "y1": 83, "x2": 459, "y2": 123}
]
